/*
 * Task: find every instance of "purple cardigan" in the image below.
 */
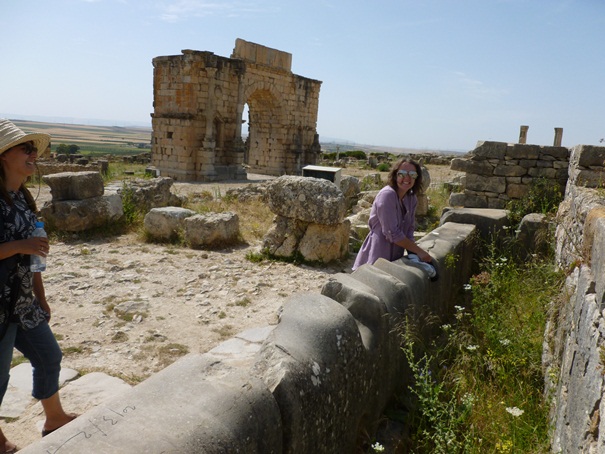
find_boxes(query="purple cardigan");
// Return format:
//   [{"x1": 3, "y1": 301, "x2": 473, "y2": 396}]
[{"x1": 352, "y1": 185, "x2": 417, "y2": 270}]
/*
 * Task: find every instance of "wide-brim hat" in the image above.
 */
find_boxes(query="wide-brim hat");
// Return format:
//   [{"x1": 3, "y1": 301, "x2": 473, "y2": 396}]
[{"x1": 0, "y1": 119, "x2": 51, "y2": 157}]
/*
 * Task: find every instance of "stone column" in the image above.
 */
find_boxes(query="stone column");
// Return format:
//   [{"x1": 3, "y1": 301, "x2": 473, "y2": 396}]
[
  {"x1": 235, "y1": 73, "x2": 246, "y2": 141},
  {"x1": 197, "y1": 68, "x2": 218, "y2": 181},
  {"x1": 554, "y1": 127, "x2": 563, "y2": 146},
  {"x1": 519, "y1": 125, "x2": 529, "y2": 144}
]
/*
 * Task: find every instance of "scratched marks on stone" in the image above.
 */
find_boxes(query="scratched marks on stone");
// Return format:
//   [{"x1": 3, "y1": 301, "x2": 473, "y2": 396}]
[{"x1": 44, "y1": 405, "x2": 136, "y2": 454}]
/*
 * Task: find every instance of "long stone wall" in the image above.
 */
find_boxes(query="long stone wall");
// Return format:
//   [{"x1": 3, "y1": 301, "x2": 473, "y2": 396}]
[
  {"x1": 544, "y1": 145, "x2": 605, "y2": 453},
  {"x1": 20, "y1": 219, "x2": 482, "y2": 453},
  {"x1": 450, "y1": 140, "x2": 569, "y2": 208}
]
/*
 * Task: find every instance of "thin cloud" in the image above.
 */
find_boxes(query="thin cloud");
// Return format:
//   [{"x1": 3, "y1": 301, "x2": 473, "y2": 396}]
[
  {"x1": 451, "y1": 71, "x2": 509, "y2": 101},
  {"x1": 158, "y1": 0, "x2": 278, "y2": 22}
]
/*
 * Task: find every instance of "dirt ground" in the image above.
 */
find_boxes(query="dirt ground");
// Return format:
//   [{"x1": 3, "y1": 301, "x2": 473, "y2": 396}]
[{"x1": 3, "y1": 163, "x2": 463, "y2": 449}]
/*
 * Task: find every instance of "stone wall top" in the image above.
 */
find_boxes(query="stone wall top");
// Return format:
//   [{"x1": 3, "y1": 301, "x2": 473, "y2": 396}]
[
  {"x1": 449, "y1": 140, "x2": 570, "y2": 209},
  {"x1": 232, "y1": 38, "x2": 292, "y2": 72}
]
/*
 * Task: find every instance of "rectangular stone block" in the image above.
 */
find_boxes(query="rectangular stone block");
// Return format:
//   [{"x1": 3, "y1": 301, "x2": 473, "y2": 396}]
[
  {"x1": 470, "y1": 141, "x2": 508, "y2": 160},
  {"x1": 508, "y1": 144, "x2": 540, "y2": 160},
  {"x1": 494, "y1": 164, "x2": 526, "y2": 177},
  {"x1": 575, "y1": 145, "x2": 605, "y2": 167},
  {"x1": 528, "y1": 167, "x2": 556, "y2": 179},
  {"x1": 466, "y1": 173, "x2": 506, "y2": 193}
]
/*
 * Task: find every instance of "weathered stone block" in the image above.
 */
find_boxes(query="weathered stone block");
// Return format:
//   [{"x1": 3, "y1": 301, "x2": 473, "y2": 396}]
[
  {"x1": 507, "y1": 144, "x2": 540, "y2": 160},
  {"x1": 184, "y1": 212, "x2": 240, "y2": 248},
  {"x1": 143, "y1": 206, "x2": 196, "y2": 240},
  {"x1": 42, "y1": 171, "x2": 104, "y2": 201},
  {"x1": 575, "y1": 145, "x2": 605, "y2": 167},
  {"x1": 528, "y1": 167, "x2": 556, "y2": 179},
  {"x1": 457, "y1": 192, "x2": 488, "y2": 208},
  {"x1": 450, "y1": 158, "x2": 494, "y2": 175},
  {"x1": 487, "y1": 198, "x2": 507, "y2": 209},
  {"x1": 266, "y1": 176, "x2": 346, "y2": 225},
  {"x1": 540, "y1": 146, "x2": 569, "y2": 160},
  {"x1": 507, "y1": 183, "x2": 530, "y2": 199},
  {"x1": 40, "y1": 194, "x2": 123, "y2": 232},
  {"x1": 298, "y1": 220, "x2": 350, "y2": 262},
  {"x1": 255, "y1": 293, "x2": 367, "y2": 454},
  {"x1": 470, "y1": 141, "x2": 507, "y2": 160},
  {"x1": 494, "y1": 164, "x2": 526, "y2": 177},
  {"x1": 440, "y1": 207, "x2": 509, "y2": 242},
  {"x1": 465, "y1": 173, "x2": 506, "y2": 193},
  {"x1": 519, "y1": 159, "x2": 538, "y2": 169},
  {"x1": 448, "y1": 192, "x2": 467, "y2": 207}
]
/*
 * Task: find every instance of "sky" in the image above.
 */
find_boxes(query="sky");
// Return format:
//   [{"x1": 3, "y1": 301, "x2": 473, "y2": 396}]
[{"x1": 1, "y1": 0, "x2": 604, "y2": 152}]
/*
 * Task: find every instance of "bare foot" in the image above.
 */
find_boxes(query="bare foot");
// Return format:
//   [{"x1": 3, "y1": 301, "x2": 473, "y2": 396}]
[
  {"x1": 42, "y1": 413, "x2": 78, "y2": 437},
  {"x1": 1, "y1": 440, "x2": 18, "y2": 453}
]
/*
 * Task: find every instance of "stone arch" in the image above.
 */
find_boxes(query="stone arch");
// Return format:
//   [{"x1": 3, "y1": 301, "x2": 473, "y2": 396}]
[
  {"x1": 151, "y1": 39, "x2": 322, "y2": 181},
  {"x1": 242, "y1": 84, "x2": 287, "y2": 173}
]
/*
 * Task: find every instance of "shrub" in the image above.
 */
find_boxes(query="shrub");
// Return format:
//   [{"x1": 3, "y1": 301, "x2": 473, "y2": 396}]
[{"x1": 506, "y1": 178, "x2": 563, "y2": 226}]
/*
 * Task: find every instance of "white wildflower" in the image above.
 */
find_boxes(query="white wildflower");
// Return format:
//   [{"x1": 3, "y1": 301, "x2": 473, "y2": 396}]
[
  {"x1": 372, "y1": 442, "x2": 385, "y2": 452},
  {"x1": 463, "y1": 284, "x2": 472, "y2": 291},
  {"x1": 506, "y1": 406, "x2": 524, "y2": 417},
  {"x1": 466, "y1": 344, "x2": 478, "y2": 351},
  {"x1": 500, "y1": 338, "x2": 511, "y2": 346},
  {"x1": 462, "y1": 392, "x2": 476, "y2": 407}
]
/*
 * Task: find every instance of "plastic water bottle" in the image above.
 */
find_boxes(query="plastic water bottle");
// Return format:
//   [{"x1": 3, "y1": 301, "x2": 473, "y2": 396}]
[{"x1": 30, "y1": 221, "x2": 47, "y2": 272}]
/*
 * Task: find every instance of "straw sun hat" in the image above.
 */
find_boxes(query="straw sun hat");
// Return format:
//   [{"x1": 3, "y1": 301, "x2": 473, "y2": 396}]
[{"x1": 0, "y1": 118, "x2": 51, "y2": 157}]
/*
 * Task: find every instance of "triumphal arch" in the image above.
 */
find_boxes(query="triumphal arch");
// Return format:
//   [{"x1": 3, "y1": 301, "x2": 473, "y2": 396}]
[{"x1": 151, "y1": 39, "x2": 322, "y2": 181}]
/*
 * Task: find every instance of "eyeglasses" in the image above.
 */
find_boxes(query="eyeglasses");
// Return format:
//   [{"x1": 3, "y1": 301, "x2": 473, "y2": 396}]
[{"x1": 397, "y1": 170, "x2": 418, "y2": 179}]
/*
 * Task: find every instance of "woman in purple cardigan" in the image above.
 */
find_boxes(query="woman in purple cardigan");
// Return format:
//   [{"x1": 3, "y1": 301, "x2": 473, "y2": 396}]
[{"x1": 352, "y1": 157, "x2": 433, "y2": 271}]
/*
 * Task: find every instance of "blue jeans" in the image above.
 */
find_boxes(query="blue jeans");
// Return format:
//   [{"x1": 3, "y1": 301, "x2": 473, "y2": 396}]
[{"x1": 0, "y1": 321, "x2": 62, "y2": 405}]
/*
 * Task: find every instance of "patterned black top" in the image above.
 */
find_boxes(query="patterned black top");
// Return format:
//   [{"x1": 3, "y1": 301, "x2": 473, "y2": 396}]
[{"x1": 0, "y1": 190, "x2": 48, "y2": 329}]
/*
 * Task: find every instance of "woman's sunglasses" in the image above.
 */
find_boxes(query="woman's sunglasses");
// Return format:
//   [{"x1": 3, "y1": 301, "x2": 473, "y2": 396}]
[
  {"x1": 396, "y1": 170, "x2": 418, "y2": 179},
  {"x1": 20, "y1": 142, "x2": 38, "y2": 155}
]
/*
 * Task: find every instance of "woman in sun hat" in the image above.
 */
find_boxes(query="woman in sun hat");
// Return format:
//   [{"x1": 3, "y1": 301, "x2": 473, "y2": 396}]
[
  {"x1": 352, "y1": 157, "x2": 437, "y2": 280},
  {"x1": 0, "y1": 119, "x2": 76, "y2": 452}
]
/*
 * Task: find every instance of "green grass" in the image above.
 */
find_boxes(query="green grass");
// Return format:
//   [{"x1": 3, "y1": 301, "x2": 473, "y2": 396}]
[{"x1": 384, "y1": 247, "x2": 564, "y2": 453}]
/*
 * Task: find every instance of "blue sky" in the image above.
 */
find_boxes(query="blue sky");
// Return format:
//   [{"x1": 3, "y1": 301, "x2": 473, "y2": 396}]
[{"x1": 1, "y1": 0, "x2": 604, "y2": 152}]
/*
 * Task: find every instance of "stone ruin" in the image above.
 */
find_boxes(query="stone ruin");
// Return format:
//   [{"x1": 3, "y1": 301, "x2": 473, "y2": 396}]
[
  {"x1": 151, "y1": 38, "x2": 322, "y2": 181},
  {"x1": 27, "y1": 133, "x2": 605, "y2": 452},
  {"x1": 449, "y1": 126, "x2": 570, "y2": 209},
  {"x1": 450, "y1": 142, "x2": 569, "y2": 209},
  {"x1": 262, "y1": 176, "x2": 350, "y2": 263},
  {"x1": 39, "y1": 172, "x2": 183, "y2": 232}
]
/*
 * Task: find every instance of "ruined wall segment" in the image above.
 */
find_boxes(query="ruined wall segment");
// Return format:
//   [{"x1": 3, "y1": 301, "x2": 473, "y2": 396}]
[
  {"x1": 544, "y1": 144, "x2": 605, "y2": 453},
  {"x1": 449, "y1": 141, "x2": 570, "y2": 209},
  {"x1": 151, "y1": 39, "x2": 322, "y2": 181}
]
